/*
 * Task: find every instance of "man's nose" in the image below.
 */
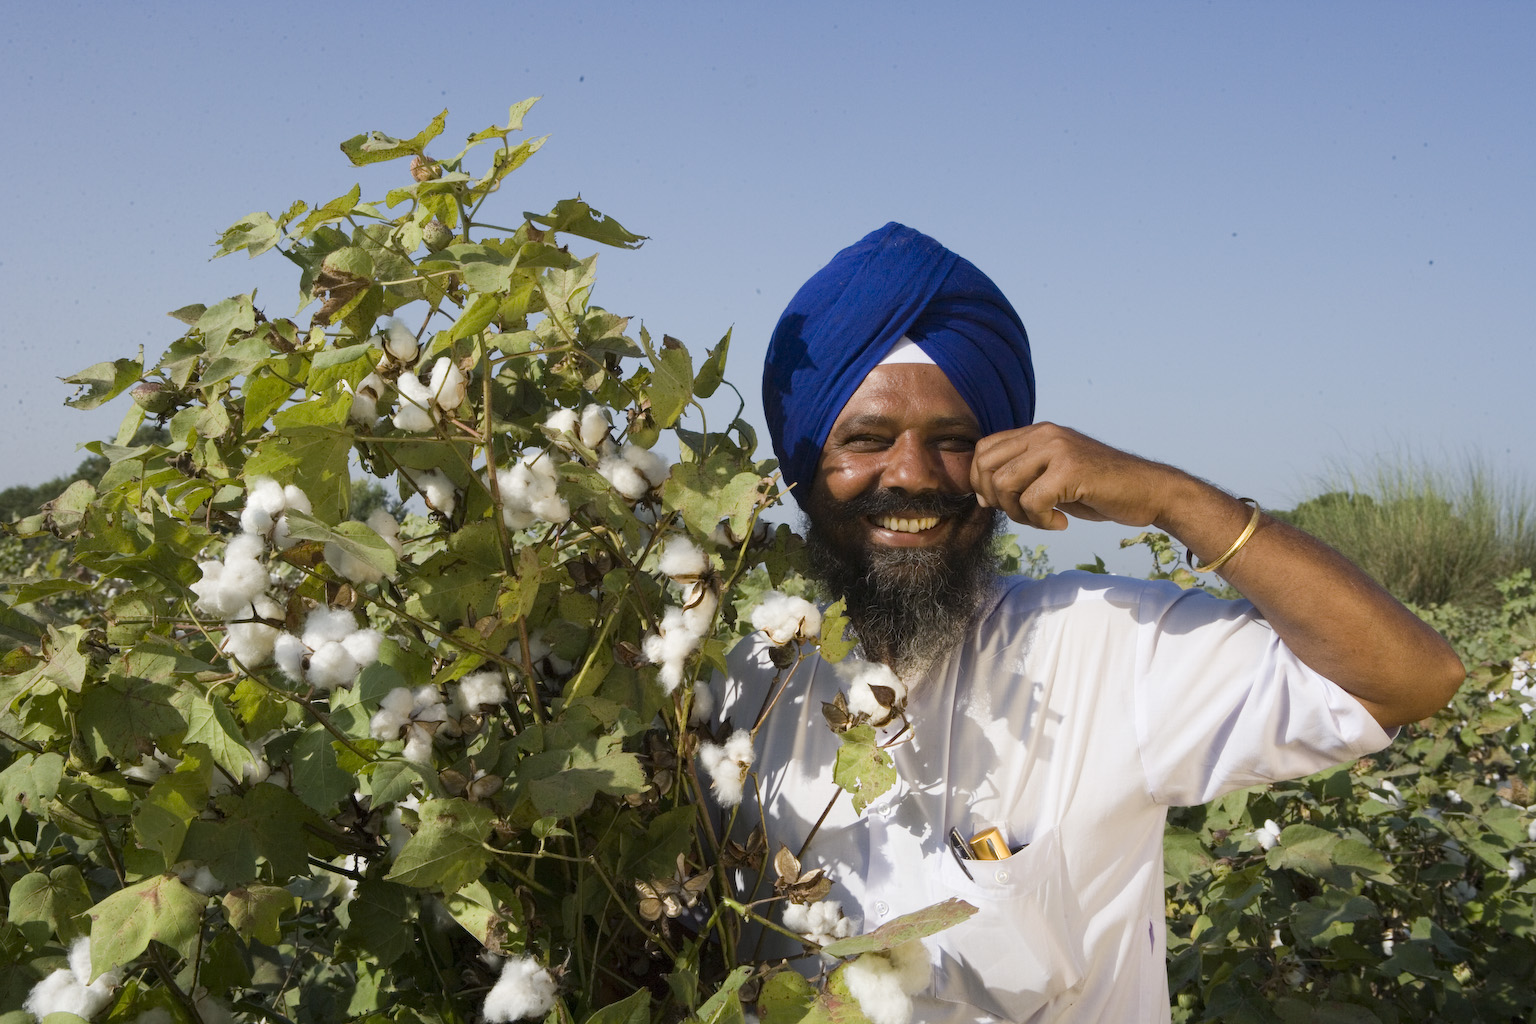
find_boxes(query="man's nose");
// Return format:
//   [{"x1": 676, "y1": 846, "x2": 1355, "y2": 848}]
[{"x1": 880, "y1": 434, "x2": 947, "y2": 494}]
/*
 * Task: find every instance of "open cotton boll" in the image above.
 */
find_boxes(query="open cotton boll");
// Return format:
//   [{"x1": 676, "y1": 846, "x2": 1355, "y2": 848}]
[
  {"x1": 349, "y1": 372, "x2": 385, "y2": 425},
  {"x1": 393, "y1": 372, "x2": 438, "y2": 432},
  {"x1": 579, "y1": 405, "x2": 610, "y2": 448},
  {"x1": 303, "y1": 607, "x2": 359, "y2": 648},
  {"x1": 751, "y1": 591, "x2": 823, "y2": 645},
  {"x1": 342, "y1": 628, "x2": 383, "y2": 667},
  {"x1": 273, "y1": 633, "x2": 307, "y2": 685},
  {"x1": 306, "y1": 642, "x2": 360, "y2": 691},
  {"x1": 428, "y1": 356, "x2": 467, "y2": 411},
  {"x1": 689, "y1": 681, "x2": 715, "y2": 725},
  {"x1": 659, "y1": 537, "x2": 708, "y2": 580},
  {"x1": 221, "y1": 595, "x2": 284, "y2": 667},
  {"x1": 840, "y1": 953, "x2": 912, "y2": 1024},
  {"x1": 418, "y1": 469, "x2": 458, "y2": 516},
  {"x1": 887, "y1": 941, "x2": 932, "y2": 996},
  {"x1": 240, "y1": 477, "x2": 289, "y2": 535},
  {"x1": 456, "y1": 671, "x2": 507, "y2": 712},
  {"x1": 370, "y1": 686, "x2": 417, "y2": 738},
  {"x1": 836, "y1": 659, "x2": 908, "y2": 720},
  {"x1": 366, "y1": 509, "x2": 405, "y2": 556},
  {"x1": 697, "y1": 728, "x2": 754, "y2": 806},
  {"x1": 24, "y1": 935, "x2": 123, "y2": 1023},
  {"x1": 623, "y1": 444, "x2": 670, "y2": 488},
  {"x1": 544, "y1": 408, "x2": 579, "y2": 443},
  {"x1": 383, "y1": 321, "x2": 420, "y2": 364},
  {"x1": 680, "y1": 582, "x2": 720, "y2": 636},
  {"x1": 282, "y1": 485, "x2": 312, "y2": 515},
  {"x1": 483, "y1": 956, "x2": 558, "y2": 1023},
  {"x1": 783, "y1": 899, "x2": 854, "y2": 947},
  {"x1": 598, "y1": 454, "x2": 650, "y2": 500},
  {"x1": 643, "y1": 606, "x2": 704, "y2": 694}
]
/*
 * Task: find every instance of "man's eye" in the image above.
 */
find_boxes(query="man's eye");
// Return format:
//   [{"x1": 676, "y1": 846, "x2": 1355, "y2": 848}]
[
  {"x1": 843, "y1": 435, "x2": 891, "y2": 451},
  {"x1": 937, "y1": 436, "x2": 978, "y2": 452}
]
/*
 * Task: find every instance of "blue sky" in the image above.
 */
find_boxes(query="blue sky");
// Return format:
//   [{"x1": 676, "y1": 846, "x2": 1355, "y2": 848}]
[{"x1": 3, "y1": 2, "x2": 1531, "y2": 569}]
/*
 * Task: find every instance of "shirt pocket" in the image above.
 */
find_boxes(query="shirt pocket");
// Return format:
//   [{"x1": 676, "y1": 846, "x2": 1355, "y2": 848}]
[{"x1": 927, "y1": 825, "x2": 1087, "y2": 1023}]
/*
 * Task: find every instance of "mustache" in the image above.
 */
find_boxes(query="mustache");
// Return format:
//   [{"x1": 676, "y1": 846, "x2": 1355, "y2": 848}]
[{"x1": 825, "y1": 488, "x2": 981, "y2": 519}]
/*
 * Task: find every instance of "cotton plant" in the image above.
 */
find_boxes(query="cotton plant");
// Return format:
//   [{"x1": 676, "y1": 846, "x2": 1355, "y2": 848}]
[
  {"x1": 482, "y1": 956, "x2": 558, "y2": 1023},
  {"x1": 836, "y1": 657, "x2": 908, "y2": 727},
  {"x1": 751, "y1": 591, "x2": 822, "y2": 646},
  {"x1": 240, "y1": 476, "x2": 313, "y2": 549},
  {"x1": 544, "y1": 403, "x2": 611, "y2": 451},
  {"x1": 393, "y1": 356, "x2": 468, "y2": 432},
  {"x1": 597, "y1": 442, "x2": 670, "y2": 500},
  {"x1": 370, "y1": 685, "x2": 450, "y2": 763},
  {"x1": 488, "y1": 453, "x2": 570, "y2": 529},
  {"x1": 782, "y1": 899, "x2": 855, "y2": 948}
]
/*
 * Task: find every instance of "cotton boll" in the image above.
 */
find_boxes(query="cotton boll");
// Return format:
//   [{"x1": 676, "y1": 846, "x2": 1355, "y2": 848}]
[
  {"x1": 225, "y1": 532, "x2": 267, "y2": 564},
  {"x1": 241, "y1": 477, "x2": 288, "y2": 535},
  {"x1": 530, "y1": 494, "x2": 571, "y2": 524},
  {"x1": 393, "y1": 373, "x2": 438, "y2": 432},
  {"x1": 342, "y1": 628, "x2": 383, "y2": 668},
  {"x1": 428, "y1": 356, "x2": 467, "y2": 411},
  {"x1": 483, "y1": 956, "x2": 558, "y2": 1023},
  {"x1": 415, "y1": 469, "x2": 458, "y2": 516},
  {"x1": 598, "y1": 455, "x2": 650, "y2": 500},
  {"x1": 306, "y1": 641, "x2": 360, "y2": 691},
  {"x1": 273, "y1": 633, "x2": 307, "y2": 684},
  {"x1": 689, "y1": 681, "x2": 715, "y2": 725},
  {"x1": 349, "y1": 372, "x2": 385, "y2": 424},
  {"x1": 841, "y1": 953, "x2": 911, "y2": 1024},
  {"x1": 544, "y1": 408, "x2": 579, "y2": 444},
  {"x1": 579, "y1": 405, "x2": 610, "y2": 448},
  {"x1": 888, "y1": 941, "x2": 931, "y2": 995},
  {"x1": 1251, "y1": 819, "x2": 1282, "y2": 851},
  {"x1": 456, "y1": 671, "x2": 507, "y2": 712},
  {"x1": 325, "y1": 540, "x2": 382, "y2": 585},
  {"x1": 24, "y1": 935, "x2": 123, "y2": 1022},
  {"x1": 222, "y1": 596, "x2": 283, "y2": 667},
  {"x1": 698, "y1": 728, "x2": 754, "y2": 806},
  {"x1": 751, "y1": 591, "x2": 823, "y2": 645},
  {"x1": 370, "y1": 687, "x2": 416, "y2": 739},
  {"x1": 1509, "y1": 858, "x2": 1527, "y2": 883},
  {"x1": 303, "y1": 607, "x2": 358, "y2": 648},
  {"x1": 365, "y1": 508, "x2": 404, "y2": 556},
  {"x1": 282, "y1": 485, "x2": 312, "y2": 516},
  {"x1": 659, "y1": 537, "x2": 708, "y2": 580},
  {"x1": 502, "y1": 504, "x2": 537, "y2": 530},
  {"x1": 622, "y1": 444, "x2": 670, "y2": 488},
  {"x1": 402, "y1": 727, "x2": 435, "y2": 764},
  {"x1": 383, "y1": 321, "x2": 420, "y2": 364},
  {"x1": 681, "y1": 584, "x2": 720, "y2": 637}
]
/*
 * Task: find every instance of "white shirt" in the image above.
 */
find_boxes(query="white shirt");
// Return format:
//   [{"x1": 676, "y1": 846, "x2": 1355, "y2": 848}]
[{"x1": 716, "y1": 571, "x2": 1393, "y2": 1023}]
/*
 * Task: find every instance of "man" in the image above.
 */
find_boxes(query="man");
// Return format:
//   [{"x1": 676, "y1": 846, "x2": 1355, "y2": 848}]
[{"x1": 717, "y1": 223, "x2": 1463, "y2": 1022}]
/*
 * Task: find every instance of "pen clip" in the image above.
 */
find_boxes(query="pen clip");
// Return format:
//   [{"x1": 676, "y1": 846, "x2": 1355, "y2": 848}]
[{"x1": 947, "y1": 827, "x2": 975, "y2": 880}]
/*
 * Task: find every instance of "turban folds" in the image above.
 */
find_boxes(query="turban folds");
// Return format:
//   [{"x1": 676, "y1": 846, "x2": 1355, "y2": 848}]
[{"x1": 763, "y1": 222, "x2": 1035, "y2": 501}]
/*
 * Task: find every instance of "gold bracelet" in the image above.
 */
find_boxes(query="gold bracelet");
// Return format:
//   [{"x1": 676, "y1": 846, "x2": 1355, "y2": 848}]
[{"x1": 1188, "y1": 498, "x2": 1262, "y2": 573}]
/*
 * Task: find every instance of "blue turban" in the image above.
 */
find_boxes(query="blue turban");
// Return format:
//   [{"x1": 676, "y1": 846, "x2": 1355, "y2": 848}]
[{"x1": 763, "y1": 222, "x2": 1035, "y2": 502}]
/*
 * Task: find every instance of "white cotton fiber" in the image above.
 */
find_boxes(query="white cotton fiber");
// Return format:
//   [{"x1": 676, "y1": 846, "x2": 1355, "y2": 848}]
[
  {"x1": 579, "y1": 405, "x2": 610, "y2": 448},
  {"x1": 483, "y1": 956, "x2": 558, "y2": 1023},
  {"x1": 751, "y1": 591, "x2": 822, "y2": 645},
  {"x1": 428, "y1": 356, "x2": 467, "y2": 411}
]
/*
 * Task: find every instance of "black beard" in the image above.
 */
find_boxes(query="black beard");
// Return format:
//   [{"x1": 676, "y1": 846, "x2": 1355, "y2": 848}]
[{"x1": 804, "y1": 488, "x2": 1002, "y2": 676}]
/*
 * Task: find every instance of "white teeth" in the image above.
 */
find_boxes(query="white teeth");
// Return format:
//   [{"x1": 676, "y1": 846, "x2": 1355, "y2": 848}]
[{"x1": 873, "y1": 515, "x2": 940, "y2": 534}]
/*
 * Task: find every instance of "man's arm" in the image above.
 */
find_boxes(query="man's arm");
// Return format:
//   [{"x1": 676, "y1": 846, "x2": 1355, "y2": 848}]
[{"x1": 969, "y1": 423, "x2": 1465, "y2": 728}]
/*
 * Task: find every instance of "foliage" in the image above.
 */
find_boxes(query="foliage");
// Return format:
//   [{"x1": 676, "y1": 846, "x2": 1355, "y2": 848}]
[
  {"x1": 1165, "y1": 569, "x2": 1536, "y2": 1022},
  {"x1": 0, "y1": 104, "x2": 964, "y2": 1024},
  {"x1": 1274, "y1": 459, "x2": 1536, "y2": 609}
]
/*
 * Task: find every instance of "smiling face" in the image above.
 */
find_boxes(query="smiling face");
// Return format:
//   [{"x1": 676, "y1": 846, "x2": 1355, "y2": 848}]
[
  {"x1": 810, "y1": 363, "x2": 995, "y2": 553},
  {"x1": 803, "y1": 363, "x2": 1002, "y2": 672}
]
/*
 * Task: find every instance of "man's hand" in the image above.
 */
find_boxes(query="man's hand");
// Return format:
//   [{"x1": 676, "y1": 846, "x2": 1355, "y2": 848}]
[
  {"x1": 970, "y1": 422, "x2": 1464, "y2": 729},
  {"x1": 970, "y1": 422, "x2": 1183, "y2": 531}
]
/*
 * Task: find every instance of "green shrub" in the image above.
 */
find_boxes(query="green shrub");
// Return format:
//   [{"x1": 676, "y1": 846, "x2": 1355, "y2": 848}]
[{"x1": 1275, "y1": 459, "x2": 1536, "y2": 609}]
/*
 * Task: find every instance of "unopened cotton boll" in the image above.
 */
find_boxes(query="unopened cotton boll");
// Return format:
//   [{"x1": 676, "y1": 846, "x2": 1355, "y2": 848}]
[
  {"x1": 751, "y1": 591, "x2": 822, "y2": 645},
  {"x1": 428, "y1": 356, "x2": 467, "y2": 411},
  {"x1": 483, "y1": 956, "x2": 558, "y2": 1023},
  {"x1": 393, "y1": 372, "x2": 438, "y2": 432},
  {"x1": 24, "y1": 935, "x2": 123, "y2": 1022}
]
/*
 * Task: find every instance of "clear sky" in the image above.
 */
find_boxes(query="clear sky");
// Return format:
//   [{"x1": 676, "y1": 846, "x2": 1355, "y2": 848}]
[{"x1": 3, "y1": 2, "x2": 1531, "y2": 569}]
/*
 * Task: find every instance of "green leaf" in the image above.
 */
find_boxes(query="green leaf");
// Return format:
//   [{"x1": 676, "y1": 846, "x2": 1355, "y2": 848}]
[
  {"x1": 240, "y1": 369, "x2": 297, "y2": 433},
  {"x1": 581, "y1": 989, "x2": 649, "y2": 1024},
  {"x1": 131, "y1": 768, "x2": 208, "y2": 864},
  {"x1": 1267, "y1": 823, "x2": 1345, "y2": 879},
  {"x1": 526, "y1": 198, "x2": 646, "y2": 249},
  {"x1": 296, "y1": 184, "x2": 363, "y2": 235},
  {"x1": 832, "y1": 724, "x2": 896, "y2": 813},
  {"x1": 693, "y1": 965, "x2": 753, "y2": 1024},
  {"x1": 309, "y1": 343, "x2": 376, "y2": 395},
  {"x1": 662, "y1": 453, "x2": 765, "y2": 539},
  {"x1": 196, "y1": 294, "x2": 256, "y2": 356},
  {"x1": 758, "y1": 970, "x2": 817, "y2": 1024},
  {"x1": 1291, "y1": 892, "x2": 1377, "y2": 948},
  {"x1": 63, "y1": 353, "x2": 143, "y2": 410},
  {"x1": 0, "y1": 752, "x2": 65, "y2": 828},
  {"x1": 693, "y1": 329, "x2": 732, "y2": 399},
  {"x1": 169, "y1": 689, "x2": 254, "y2": 778},
  {"x1": 340, "y1": 878, "x2": 416, "y2": 967},
  {"x1": 821, "y1": 898, "x2": 977, "y2": 957},
  {"x1": 340, "y1": 111, "x2": 448, "y2": 166},
  {"x1": 1162, "y1": 827, "x2": 1215, "y2": 886},
  {"x1": 817, "y1": 599, "x2": 857, "y2": 664},
  {"x1": 466, "y1": 97, "x2": 540, "y2": 144},
  {"x1": 7, "y1": 866, "x2": 93, "y2": 947},
  {"x1": 88, "y1": 874, "x2": 206, "y2": 977},
  {"x1": 271, "y1": 388, "x2": 352, "y2": 430},
  {"x1": 181, "y1": 784, "x2": 315, "y2": 884},
  {"x1": 290, "y1": 726, "x2": 356, "y2": 814},
  {"x1": 444, "y1": 879, "x2": 523, "y2": 952},
  {"x1": 221, "y1": 884, "x2": 294, "y2": 945},
  {"x1": 78, "y1": 675, "x2": 185, "y2": 763},
  {"x1": 450, "y1": 293, "x2": 500, "y2": 342},
  {"x1": 387, "y1": 798, "x2": 496, "y2": 893},
  {"x1": 215, "y1": 212, "x2": 281, "y2": 259},
  {"x1": 283, "y1": 511, "x2": 397, "y2": 580},
  {"x1": 244, "y1": 425, "x2": 354, "y2": 523},
  {"x1": 645, "y1": 339, "x2": 694, "y2": 429}
]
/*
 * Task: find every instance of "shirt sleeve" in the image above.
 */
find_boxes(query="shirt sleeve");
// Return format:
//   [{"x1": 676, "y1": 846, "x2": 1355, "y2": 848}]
[{"x1": 1130, "y1": 580, "x2": 1395, "y2": 807}]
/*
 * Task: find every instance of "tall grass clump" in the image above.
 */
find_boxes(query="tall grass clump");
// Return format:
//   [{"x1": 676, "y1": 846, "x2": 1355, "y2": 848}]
[{"x1": 1276, "y1": 456, "x2": 1536, "y2": 609}]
